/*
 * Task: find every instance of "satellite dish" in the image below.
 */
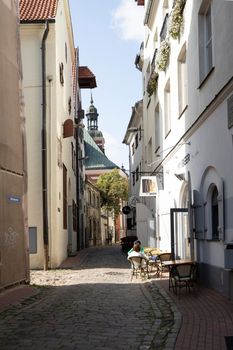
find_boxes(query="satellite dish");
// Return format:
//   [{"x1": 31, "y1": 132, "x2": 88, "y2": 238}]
[{"x1": 128, "y1": 195, "x2": 140, "y2": 208}]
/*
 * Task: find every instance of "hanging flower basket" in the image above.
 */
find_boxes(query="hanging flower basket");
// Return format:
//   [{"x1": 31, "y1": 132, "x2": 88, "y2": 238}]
[
  {"x1": 156, "y1": 40, "x2": 170, "y2": 71},
  {"x1": 147, "y1": 73, "x2": 159, "y2": 97},
  {"x1": 169, "y1": 0, "x2": 186, "y2": 39}
]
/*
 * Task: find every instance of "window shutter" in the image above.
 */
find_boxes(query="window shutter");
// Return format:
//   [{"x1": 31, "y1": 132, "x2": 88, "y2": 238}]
[
  {"x1": 193, "y1": 189, "x2": 205, "y2": 239},
  {"x1": 217, "y1": 178, "x2": 224, "y2": 241}
]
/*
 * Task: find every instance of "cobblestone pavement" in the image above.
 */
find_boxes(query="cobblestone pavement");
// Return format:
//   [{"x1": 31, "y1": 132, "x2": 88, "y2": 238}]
[{"x1": 0, "y1": 246, "x2": 179, "y2": 350}]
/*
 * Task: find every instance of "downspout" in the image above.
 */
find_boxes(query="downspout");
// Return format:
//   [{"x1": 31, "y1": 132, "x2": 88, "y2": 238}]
[{"x1": 41, "y1": 21, "x2": 49, "y2": 270}]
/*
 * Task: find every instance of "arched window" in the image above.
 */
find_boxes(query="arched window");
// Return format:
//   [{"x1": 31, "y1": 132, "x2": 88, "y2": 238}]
[{"x1": 211, "y1": 186, "x2": 219, "y2": 240}]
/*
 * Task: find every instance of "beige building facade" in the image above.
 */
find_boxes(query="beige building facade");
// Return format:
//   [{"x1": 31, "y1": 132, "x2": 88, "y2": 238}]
[
  {"x1": 20, "y1": 0, "x2": 77, "y2": 268},
  {"x1": 0, "y1": 0, "x2": 29, "y2": 288}
]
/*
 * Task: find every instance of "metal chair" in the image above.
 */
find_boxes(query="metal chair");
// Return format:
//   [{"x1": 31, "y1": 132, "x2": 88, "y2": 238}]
[
  {"x1": 170, "y1": 263, "x2": 196, "y2": 296},
  {"x1": 147, "y1": 249, "x2": 161, "y2": 274},
  {"x1": 157, "y1": 252, "x2": 172, "y2": 278},
  {"x1": 128, "y1": 256, "x2": 149, "y2": 281}
]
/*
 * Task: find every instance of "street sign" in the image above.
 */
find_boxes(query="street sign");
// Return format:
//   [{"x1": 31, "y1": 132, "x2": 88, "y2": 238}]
[{"x1": 122, "y1": 206, "x2": 131, "y2": 215}]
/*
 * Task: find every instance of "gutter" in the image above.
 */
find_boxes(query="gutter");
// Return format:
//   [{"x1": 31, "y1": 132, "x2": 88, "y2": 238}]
[
  {"x1": 41, "y1": 21, "x2": 49, "y2": 270},
  {"x1": 20, "y1": 19, "x2": 55, "y2": 24}
]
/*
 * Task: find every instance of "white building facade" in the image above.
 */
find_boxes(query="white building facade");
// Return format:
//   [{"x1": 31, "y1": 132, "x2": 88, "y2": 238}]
[
  {"x1": 20, "y1": 0, "x2": 77, "y2": 268},
  {"x1": 130, "y1": 0, "x2": 233, "y2": 299}
]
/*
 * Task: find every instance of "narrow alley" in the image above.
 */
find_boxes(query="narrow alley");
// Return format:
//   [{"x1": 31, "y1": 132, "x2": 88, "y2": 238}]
[{"x1": 0, "y1": 246, "x2": 178, "y2": 350}]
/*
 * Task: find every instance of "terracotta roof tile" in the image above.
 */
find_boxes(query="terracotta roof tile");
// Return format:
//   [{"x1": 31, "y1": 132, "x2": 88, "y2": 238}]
[
  {"x1": 78, "y1": 66, "x2": 97, "y2": 89},
  {"x1": 19, "y1": 0, "x2": 58, "y2": 21},
  {"x1": 78, "y1": 66, "x2": 95, "y2": 79}
]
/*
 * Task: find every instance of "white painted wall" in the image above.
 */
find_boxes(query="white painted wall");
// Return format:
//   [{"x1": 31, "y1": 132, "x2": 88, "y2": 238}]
[
  {"x1": 136, "y1": 0, "x2": 233, "y2": 274},
  {"x1": 20, "y1": 0, "x2": 77, "y2": 268}
]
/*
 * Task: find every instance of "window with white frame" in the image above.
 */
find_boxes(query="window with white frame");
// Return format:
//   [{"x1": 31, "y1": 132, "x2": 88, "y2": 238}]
[
  {"x1": 211, "y1": 186, "x2": 219, "y2": 240},
  {"x1": 198, "y1": 0, "x2": 213, "y2": 83},
  {"x1": 164, "y1": 79, "x2": 171, "y2": 137},
  {"x1": 178, "y1": 43, "x2": 187, "y2": 116},
  {"x1": 148, "y1": 138, "x2": 152, "y2": 165},
  {"x1": 154, "y1": 104, "x2": 160, "y2": 152}
]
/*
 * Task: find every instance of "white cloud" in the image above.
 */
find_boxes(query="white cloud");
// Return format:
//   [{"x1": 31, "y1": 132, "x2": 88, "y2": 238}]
[{"x1": 111, "y1": 0, "x2": 144, "y2": 42}]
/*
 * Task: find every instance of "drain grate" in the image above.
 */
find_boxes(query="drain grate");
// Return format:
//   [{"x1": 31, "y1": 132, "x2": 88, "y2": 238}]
[{"x1": 225, "y1": 336, "x2": 233, "y2": 349}]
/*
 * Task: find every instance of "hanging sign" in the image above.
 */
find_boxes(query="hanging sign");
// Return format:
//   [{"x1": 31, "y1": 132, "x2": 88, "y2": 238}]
[
  {"x1": 122, "y1": 206, "x2": 131, "y2": 215},
  {"x1": 139, "y1": 176, "x2": 157, "y2": 197}
]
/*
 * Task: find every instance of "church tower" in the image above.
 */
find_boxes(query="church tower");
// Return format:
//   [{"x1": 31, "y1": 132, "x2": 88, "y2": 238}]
[{"x1": 86, "y1": 94, "x2": 105, "y2": 153}]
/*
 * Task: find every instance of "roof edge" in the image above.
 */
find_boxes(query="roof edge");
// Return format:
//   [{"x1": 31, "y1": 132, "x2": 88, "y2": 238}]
[{"x1": 20, "y1": 19, "x2": 56, "y2": 24}]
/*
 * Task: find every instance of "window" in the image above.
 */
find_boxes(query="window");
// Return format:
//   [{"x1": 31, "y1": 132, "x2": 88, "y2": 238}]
[
  {"x1": 29, "y1": 227, "x2": 37, "y2": 254},
  {"x1": 154, "y1": 104, "x2": 160, "y2": 152},
  {"x1": 178, "y1": 44, "x2": 187, "y2": 116},
  {"x1": 135, "y1": 133, "x2": 139, "y2": 149},
  {"x1": 63, "y1": 164, "x2": 67, "y2": 229},
  {"x1": 164, "y1": 79, "x2": 171, "y2": 137},
  {"x1": 65, "y1": 42, "x2": 67, "y2": 63},
  {"x1": 132, "y1": 143, "x2": 135, "y2": 155},
  {"x1": 211, "y1": 186, "x2": 219, "y2": 240},
  {"x1": 148, "y1": 138, "x2": 152, "y2": 165},
  {"x1": 198, "y1": 1, "x2": 213, "y2": 83},
  {"x1": 71, "y1": 143, "x2": 74, "y2": 170},
  {"x1": 73, "y1": 200, "x2": 77, "y2": 231},
  {"x1": 132, "y1": 172, "x2": 135, "y2": 186},
  {"x1": 136, "y1": 166, "x2": 139, "y2": 182},
  {"x1": 59, "y1": 62, "x2": 64, "y2": 86},
  {"x1": 160, "y1": 14, "x2": 169, "y2": 41},
  {"x1": 139, "y1": 126, "x2": 142, "y2": 140},
  {"x1": 227, "y1": 94, "x2": 233, "y2": 129}
]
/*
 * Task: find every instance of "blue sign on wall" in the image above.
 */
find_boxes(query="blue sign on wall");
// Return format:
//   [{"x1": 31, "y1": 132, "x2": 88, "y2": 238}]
[{"x1": 7, "y1": 195, "x2": 21, "y2": 203}]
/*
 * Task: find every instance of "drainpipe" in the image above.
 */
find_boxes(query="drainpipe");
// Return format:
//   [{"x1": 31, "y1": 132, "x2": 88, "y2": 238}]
[{"x1": 41, "y1": 21, "x2": 49, "y2": 270}]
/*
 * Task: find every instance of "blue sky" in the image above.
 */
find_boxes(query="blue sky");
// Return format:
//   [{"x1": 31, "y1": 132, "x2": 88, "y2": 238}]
[{"x1": 69, "y1": 0, "x2": 144, "y2": 169}]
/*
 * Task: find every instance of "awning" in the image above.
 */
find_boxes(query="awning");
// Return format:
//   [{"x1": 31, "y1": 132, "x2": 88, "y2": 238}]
[{"x1": 78, "y1": 66, "x2": 97, "y2": 89}]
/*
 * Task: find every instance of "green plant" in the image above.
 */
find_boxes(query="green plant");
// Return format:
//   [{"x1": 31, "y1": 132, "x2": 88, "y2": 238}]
[
  {"x1": 96, "y1": 169, "x2": 128, "y2": 217},
  {"x1": 147, "y1": 73, "x2": 158, "y2": 97},
  {"x1": 169, "y1": 0, "x2": 186, "y2": 39},
  {"x1": 156, "y1": 40, "x2": 170, "y2": 71}
]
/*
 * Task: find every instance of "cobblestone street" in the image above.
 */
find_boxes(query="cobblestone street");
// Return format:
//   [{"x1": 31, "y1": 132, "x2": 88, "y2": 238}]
[{"x1": 0, "y1": 246, "x2": 179, "y2": 350}]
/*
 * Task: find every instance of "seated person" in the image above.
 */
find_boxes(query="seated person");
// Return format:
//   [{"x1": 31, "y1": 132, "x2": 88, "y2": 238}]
[
  {"x1": 127, "y1": 241, "x2": 148, "y2": 262},
  {"x1": 128, "y1": 240, "x2": 145, "y2": 255}
]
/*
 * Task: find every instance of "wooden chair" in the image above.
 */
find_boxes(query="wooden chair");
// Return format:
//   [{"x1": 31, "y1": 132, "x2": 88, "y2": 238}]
[{"x1": 128, "y1": 256, "x2": 149, "y2": 281}]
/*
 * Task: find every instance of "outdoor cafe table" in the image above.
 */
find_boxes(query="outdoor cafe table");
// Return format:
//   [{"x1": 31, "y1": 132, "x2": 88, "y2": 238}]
[{"x1": 162, "y1": 259, "x2": 196, "y2": 290}]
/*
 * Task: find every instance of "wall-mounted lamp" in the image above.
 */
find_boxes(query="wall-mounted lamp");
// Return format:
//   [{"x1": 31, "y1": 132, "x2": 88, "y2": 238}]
[
  {"x1": 174, "y1": 173, "x2": 186, "y2": 181},
  {"x1": 155, "y1": 141, "x2": 191, "y2": 158},
  {"x1": 147, "y1": 141, "x2": 191, "y2": 167},
  {"x1": 78, "y1": 156, "x2": 89, "y2": 161},
  {"x1": 128, "y1": 127, "x2": 144, "y2": 133}
]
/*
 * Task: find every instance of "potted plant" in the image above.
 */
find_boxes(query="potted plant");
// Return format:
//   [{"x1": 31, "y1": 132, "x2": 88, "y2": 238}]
[
  {"x1": 156, "y1": 40, "x2": 170, "y2": 71},
  {"x1": 169, "y1": 0, "x2": 186, "y2": 39},
  {"x1": 147, "y1": 73, "x2": 159, "y2": 97}
]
